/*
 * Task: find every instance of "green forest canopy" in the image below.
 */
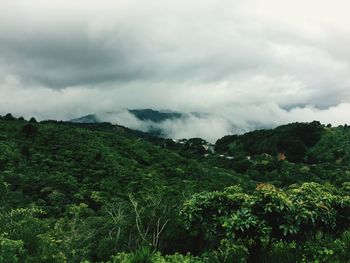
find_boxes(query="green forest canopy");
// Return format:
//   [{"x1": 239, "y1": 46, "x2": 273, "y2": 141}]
[{"x1": 0, "y1": 115, "x2": 349, "y2": 262}]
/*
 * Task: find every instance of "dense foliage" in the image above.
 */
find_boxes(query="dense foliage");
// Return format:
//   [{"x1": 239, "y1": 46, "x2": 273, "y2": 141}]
[
  {"x1": 215, "y1": 121, "x2": 323, "y2": 162},
  {"x1": 0, "y1": 115, "x2": 349, "y2": 262}
]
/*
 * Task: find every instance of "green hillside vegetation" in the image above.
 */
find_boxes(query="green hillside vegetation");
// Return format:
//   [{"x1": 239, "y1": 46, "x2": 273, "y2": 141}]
[
  {"x1": 160, "y1": 122, "x2": 349, "y2": 188},
  {"x1": 0, "y1": 114, "x2": 349, "y2": 262},
  {"x1": 215, "y1": 121, "x2": 323, "y2": 162}
]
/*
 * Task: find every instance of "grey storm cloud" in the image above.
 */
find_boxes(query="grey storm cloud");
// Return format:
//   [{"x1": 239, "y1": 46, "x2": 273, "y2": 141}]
[{"x1": 1, "y1": 0, "x2": 350, "y2": 140}]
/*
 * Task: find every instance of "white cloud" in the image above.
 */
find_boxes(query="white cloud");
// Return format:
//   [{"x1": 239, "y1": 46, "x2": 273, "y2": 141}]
[{"x1": 1, "y1": 0, "x2": 350, "y2": 140}]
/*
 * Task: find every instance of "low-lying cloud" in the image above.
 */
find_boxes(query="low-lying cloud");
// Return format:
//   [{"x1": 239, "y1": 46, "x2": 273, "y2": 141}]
[{"x1": 91, "y1": 103, "x2": 350, "y2": 142}]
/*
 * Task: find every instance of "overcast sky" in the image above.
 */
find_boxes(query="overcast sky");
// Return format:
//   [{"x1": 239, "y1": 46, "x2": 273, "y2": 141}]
[{"x1": 1, "y1": 0, "x2": 350, "y2": 140}]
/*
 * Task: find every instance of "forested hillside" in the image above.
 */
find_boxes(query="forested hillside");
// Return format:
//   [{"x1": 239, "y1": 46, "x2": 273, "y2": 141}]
[{"x1": 0, "y1": 114, "x2": 349, "y2": 262}]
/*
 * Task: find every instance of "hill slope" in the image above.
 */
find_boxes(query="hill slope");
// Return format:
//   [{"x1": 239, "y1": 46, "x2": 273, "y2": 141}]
[
  {"x1": 0, "y1": 116, "x2": 252, "y2": 261},
  {"x1": 0, "y1": 115, "x2": 349, "y2": 262}
]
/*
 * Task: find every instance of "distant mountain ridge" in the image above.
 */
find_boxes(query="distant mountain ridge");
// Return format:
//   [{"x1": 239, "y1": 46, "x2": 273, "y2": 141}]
[
  {"x1": 69, "y1": 114, "x2": 100, "y2": 123},
  {"x1": 69, "y1": 109, "x2": 186, "y2": 138},
  {"x1": 128, "y1": 109, "x2": 183, "y2": 122},
  {"x1": 70, "y1": 109, "x2": 184, "y2": 124}
]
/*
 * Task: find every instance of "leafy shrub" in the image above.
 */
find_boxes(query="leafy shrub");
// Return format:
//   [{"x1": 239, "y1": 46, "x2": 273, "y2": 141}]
[{"x1": 0, "y1": 235, "x2": 24, "y2": 263}]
